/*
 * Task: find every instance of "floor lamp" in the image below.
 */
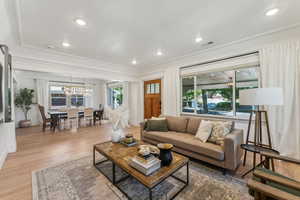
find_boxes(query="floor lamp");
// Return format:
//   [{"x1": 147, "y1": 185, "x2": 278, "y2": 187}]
[{"x1": 239, "y1": 88, "x2": 283, "y2": 168}]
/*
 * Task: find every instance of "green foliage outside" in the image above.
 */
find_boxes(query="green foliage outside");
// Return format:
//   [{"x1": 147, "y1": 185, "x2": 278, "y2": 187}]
[
  {"x1": 15, "y1": 88, "x2": 34, "y2": 120},
  {"x1": 114, "y1": 87, "x2": 123, "y2": 105}
]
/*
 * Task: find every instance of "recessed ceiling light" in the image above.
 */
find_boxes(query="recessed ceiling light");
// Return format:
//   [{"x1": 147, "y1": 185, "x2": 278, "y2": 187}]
[
  {"x1": 75, "y1": 18, "x2": 87, "y2": 26},
  {"x1": 62, "y1": 42, "x2": 70, "y2": 47},
  {"x1": 156, "y1": 50, "x2": 163, "y2": 56},
  {"x1": 266, "y1": 8, "x2": 279, "y2": 16},
  {"x1": 195, "y1": 36, "x2": 203, "y2": 43},
  {"x1": 131, "y1": 59, "x2": 137, "y2": 65}
]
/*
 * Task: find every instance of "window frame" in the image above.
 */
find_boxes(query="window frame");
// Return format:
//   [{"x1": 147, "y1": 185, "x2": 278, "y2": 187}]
[
  {"x1": 48, "y1": 83, "x2": 88, "y2": 109},
  {"x1": 180, "y1": 65, "x2": 260, "y2": 120},
  {"x1": 107, "y1": 84, "x2": 123, "y2": 109}
]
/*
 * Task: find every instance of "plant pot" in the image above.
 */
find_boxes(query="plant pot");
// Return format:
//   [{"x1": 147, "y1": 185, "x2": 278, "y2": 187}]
[{"x1": 19, "y1": 120, "x2": 31, "y2": 128}]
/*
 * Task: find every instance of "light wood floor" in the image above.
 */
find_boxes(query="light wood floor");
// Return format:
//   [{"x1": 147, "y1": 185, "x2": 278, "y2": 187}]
[{"x1": 0, "y1": 123, "x2": 299, "y2": 200}]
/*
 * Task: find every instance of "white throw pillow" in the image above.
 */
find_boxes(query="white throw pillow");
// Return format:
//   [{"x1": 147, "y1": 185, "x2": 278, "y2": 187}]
[{"x1": 195, "y1": 120, "x2": 213, "y2": 142}]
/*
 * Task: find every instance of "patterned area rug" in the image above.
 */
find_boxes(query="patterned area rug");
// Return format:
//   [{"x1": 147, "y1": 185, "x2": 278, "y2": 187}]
[{"x1": 32, "y1": 155, "x2": 252, "y2": 200}]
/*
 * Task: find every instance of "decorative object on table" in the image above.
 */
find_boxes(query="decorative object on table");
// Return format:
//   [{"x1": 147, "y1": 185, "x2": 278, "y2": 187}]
[
  {"x1": 129, "y1": 155, "x2": 161, "y2": 175},
  {"x1": 15, "y1": 88, "x2": 34, "y2": 128},
  {"x1": 124, "y1": 134, "x2": 134, "y2": 143},
  {"x1": 157, "y1": 143, "x2": 173, "y2": 166},
  {"x1": 247, "y1": 151, "x2": 300, "y2": 199},
  {"x1": 120, "y1": 135, "x2": 137, "y2": 147},
  {"x1": 239, "y1": 88, "x2": 283, "y2": 170},
  {"x1": 138, "y1": 144, "x2": 160, "y2": 156},
  {"x1": 107, "y1": 106, "x2": 129, "y2": 142}
]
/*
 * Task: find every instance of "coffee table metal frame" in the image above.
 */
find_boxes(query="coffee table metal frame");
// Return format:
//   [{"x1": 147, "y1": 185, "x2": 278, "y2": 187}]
[{"x1": 93, "y1": 145, "x2": 189, "y2": 200}]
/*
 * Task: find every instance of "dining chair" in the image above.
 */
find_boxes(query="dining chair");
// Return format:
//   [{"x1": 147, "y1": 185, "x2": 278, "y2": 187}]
[
  {"x1": 38, "y1": 105, "x2": 55, "y2": 132},
  {"x1": 94, "y1": 107, "x2": 104, "y2": 125},
  {"x1": 83, "y1": 108, "x2": 94, "y2": 127},
  {"x1": 66, "y1": 108, "x2": 79, "y2": 132}
]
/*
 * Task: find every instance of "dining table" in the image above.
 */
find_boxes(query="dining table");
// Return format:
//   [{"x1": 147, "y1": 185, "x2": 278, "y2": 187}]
[{"x1": 48, "y1": 109, "x2": 103, "y2": 131}]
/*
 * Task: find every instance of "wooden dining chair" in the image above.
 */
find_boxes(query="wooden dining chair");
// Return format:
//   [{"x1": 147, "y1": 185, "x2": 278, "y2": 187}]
[
  {"x1": 66, "y1": 108, "x2": 79, "y2": 132},
  {"x1": 94, "y1": 108, "x2": 104, "y2": 125},
  {"x1": 83, "y1": 108, "x2": 94, "y2": 127},
  {"x1": 38, "y1": 105, "x2": 54, "y2": 132}
]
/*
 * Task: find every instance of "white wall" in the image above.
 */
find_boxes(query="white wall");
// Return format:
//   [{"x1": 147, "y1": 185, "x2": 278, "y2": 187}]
[
  {"x1": 128, "y1": 81, "x2": 142, "y2": 126},
  {"x1": 14, "y1": 70, "x2": 107, "y2": 127},
  {"x1": 0, "y1": 0, "x2": 17, "y2": 169}
]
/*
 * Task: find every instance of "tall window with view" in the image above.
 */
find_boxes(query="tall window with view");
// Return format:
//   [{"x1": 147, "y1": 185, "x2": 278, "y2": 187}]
[
  {"x1": 235, "y1": 67, "x2": 259, "y2": 119},
  {"x1": 196, "y1": 70, "x2": 234, "y2": 116},
  {"x1": 181, "y1": 76, "x2": 195, "y2": 113}
]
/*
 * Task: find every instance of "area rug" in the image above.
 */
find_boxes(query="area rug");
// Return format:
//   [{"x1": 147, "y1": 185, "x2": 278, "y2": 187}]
[{"x1": 32, "y1": 155, "x2": 252, "y2": 200}]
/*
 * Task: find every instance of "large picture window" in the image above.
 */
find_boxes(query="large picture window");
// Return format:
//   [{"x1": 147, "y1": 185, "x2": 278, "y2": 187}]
[{"x1": 181, "y1": 66, "x2": 259, "y2": 118}]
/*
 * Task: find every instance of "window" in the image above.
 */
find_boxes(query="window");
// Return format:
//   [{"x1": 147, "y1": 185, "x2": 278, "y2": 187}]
[
  {"x1": 50, "y1": 86, "x2": 66, "y2": 107},
  {"x1": 71, "y1": 95, "x2": 84, "y2": 107},
  {"x1": 49, "y1": 84, "x2": 89, "y2": 108},
  {"x1": 146, "y1": 82, "x2": 160, "y2": 94},
  {"x1": 181, "y1": 66, "x2": 259, "y2": 118},
  {"x1": 108, "y1": 86, "x2": 123, "y2": 109}
]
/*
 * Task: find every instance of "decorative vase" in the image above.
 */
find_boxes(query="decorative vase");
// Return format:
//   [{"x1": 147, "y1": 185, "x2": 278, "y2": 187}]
[
  {"x1": 111, "y1": 129, "x2": 124, "y2": 143},
  {"x1": 158, "y1": 143, "x2": 173, "y2": 166},
  {"x1": 19, "y1": 120, "x2": 31, "y2": 128}
]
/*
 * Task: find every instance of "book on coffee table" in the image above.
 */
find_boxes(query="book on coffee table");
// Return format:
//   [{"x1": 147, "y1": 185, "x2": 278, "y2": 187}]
[{"x1": 129, "y1": 156, "x2": 161, "y2": 175}]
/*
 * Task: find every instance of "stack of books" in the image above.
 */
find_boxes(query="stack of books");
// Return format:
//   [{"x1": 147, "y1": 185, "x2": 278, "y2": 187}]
[{"x1": 129, "y1": 155, "x2": 161, "y2": 175}]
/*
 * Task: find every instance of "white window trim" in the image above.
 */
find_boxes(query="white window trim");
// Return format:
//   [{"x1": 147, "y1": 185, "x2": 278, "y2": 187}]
[{"x1": 180, "y1": 66, "x2": 260, "y2": 120}]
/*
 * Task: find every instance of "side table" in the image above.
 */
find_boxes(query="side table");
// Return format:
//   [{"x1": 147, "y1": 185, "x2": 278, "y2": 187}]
[{"x1": 241, "y1": 144, "x2": 280, "y2": 178}]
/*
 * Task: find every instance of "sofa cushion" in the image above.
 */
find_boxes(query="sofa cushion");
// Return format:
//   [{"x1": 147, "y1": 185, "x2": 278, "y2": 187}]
[
  {"x1": 186, "y1": 117, "x2": 202, "y2": 135},
  {"x1": 144, "y1": 131, "x2": 224, "y2": 160},
  {"x1": 165, "y1": 116, "x2": 188, "y2": 132}
]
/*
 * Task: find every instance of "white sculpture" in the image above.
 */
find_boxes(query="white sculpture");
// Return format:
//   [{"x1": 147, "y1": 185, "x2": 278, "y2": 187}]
[{"x1": 107, "y1": 106, "x2": 130, "y2": 142}]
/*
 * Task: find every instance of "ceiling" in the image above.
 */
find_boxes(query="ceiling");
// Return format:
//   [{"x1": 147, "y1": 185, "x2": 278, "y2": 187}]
[{"x1": 16, "y1": 0, "x2": 300, "y2": 67}]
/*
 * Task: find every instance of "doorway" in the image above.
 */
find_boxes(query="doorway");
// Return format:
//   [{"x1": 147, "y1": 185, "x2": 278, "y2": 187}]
[{"x1": 144, "y1": 79, "x2": 161, "y2": 119}]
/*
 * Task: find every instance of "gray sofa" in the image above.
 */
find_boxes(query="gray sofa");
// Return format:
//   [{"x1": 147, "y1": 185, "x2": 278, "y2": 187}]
[{"x1": 141, "y1": 115, "x2": 244, "y2": 173}]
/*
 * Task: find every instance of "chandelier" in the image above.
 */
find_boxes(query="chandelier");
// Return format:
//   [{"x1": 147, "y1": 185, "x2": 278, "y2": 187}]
[{"x1": 63, "y1": 86, "x2": 92, "y2": 96}]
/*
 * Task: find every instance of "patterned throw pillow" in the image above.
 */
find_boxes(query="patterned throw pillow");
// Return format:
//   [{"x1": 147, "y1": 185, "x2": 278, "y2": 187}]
[{"x1": 207, "y1": 121, "x2": 233, "y2": 145}]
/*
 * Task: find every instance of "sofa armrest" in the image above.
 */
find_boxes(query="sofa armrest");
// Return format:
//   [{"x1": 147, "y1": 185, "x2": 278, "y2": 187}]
[
  {"x1": 140, "y1": 122, "x2": 146, "y2": 140},
  {"x1": 224, "y1": 129, "x2": 244, "y2": 170}
]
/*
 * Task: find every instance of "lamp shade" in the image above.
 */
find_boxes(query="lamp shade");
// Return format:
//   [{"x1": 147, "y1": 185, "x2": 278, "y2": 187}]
[{"x1": 239, "y1": 88, "x2": 283, "y2": 106}]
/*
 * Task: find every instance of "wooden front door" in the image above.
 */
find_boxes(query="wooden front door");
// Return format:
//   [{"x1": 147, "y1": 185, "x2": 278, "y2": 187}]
[{"x1": 144, "y1": 79, "x2": 161, "y2": 119}]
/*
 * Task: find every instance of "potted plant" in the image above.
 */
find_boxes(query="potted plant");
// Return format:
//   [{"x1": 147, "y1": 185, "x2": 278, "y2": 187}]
[{"x1": 15, "y1": 88, "x2": 34, "y2": 128}]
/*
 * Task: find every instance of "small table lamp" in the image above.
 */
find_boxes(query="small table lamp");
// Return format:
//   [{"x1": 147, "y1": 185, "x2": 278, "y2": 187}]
[{"x1": 239, "y1": 88, "x2": 283, "y2": 167}]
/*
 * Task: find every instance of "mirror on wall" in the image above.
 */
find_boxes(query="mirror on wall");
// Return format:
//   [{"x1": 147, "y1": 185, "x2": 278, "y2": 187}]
[{"x1": 0, "y1": 44, "x2": 13, "y2": 123}]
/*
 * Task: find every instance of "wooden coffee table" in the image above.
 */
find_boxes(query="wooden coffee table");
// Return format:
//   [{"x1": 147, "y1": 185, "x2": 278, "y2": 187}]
[{"x1": 93, "y1": 141, "x2": 189, "y2": 200}]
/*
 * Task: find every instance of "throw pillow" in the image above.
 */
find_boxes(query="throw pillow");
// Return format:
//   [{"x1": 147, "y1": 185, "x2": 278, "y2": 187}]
[
  {"x1": 195, "y1": 120, "x2": 214, "y2": 142},
  {"x1": 208, "y1": 121, "x2": 233, "y2": 145},
  {"x1": 146, "y1": 119, "x2": 168, "y2": 132}
]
